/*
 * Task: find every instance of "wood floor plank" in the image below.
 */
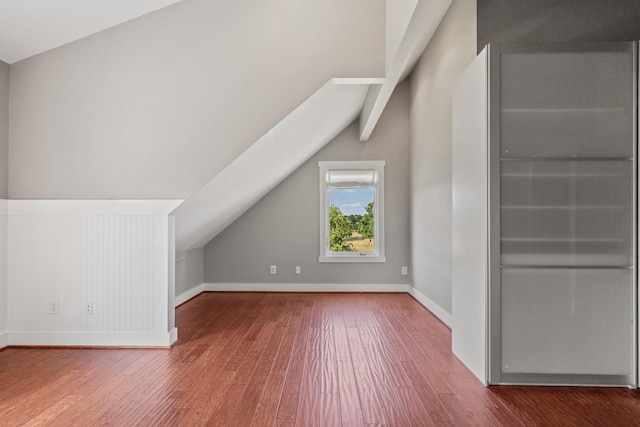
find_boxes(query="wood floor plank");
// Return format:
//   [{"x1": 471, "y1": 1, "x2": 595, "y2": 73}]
[
  {"x1": 208, "y1": 300, "x2": 282, "y2": 426},
  {"x1": 71, "y1": 350, "x2": 172, "y2": 426},
  {"x1": 355, "y1": 299, "x2": 413, "y2": 426},
  {"x1": 274, "y1": 296, "x2": 314, "y2": 424},
  {"x1": 3, "y1": 350, "x2": 144, "y2": 425},
  {"x1": 400, "y1": 360, "x2": 454, "y2": 426},
  {"x1": 182, "y1": 304, "x2": 277, "y2": 425},
  {"x1": 337, "y1": 360, "x2": 365, "y2": 426},
  {"x1": 162, "y1": 305, "x2": 269, "y2": 424},
  {"x1": 2, "y1": 292, "x2": 640, "y2": 426},
  {"x1": 332, "y1": 309, "x2": 365, "y2": 426},
  {"x1": 382, "y1": 301, "x2": 454, "y2": 395},
  {"x1": 320, "y1": 318, "x2": 341, "y2": 426},
  {"x1": 250, "y1": 296, "x2": 304, "y2": 427},
  {"x1": 296, "y1": 296, "x2": 322, "y2": 426},
  {"x1": 48, "y1": 351, "x2": 165, "y2": 426},
  {"x1": 229, "y1": 295, "x2": 296, "y2": 426},
  {"x1": 249, "y1": 371, "x2": 288, "y2": 427},
  {"x1": 440, "y1": 371, "x2": 523, "y2": 427},
  {"x1": 346, "y1": 321, "x2": 388, "y2": 425}
]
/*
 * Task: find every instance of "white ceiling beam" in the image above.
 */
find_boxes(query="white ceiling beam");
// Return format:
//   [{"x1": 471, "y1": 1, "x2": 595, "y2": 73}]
[
  {"x1": 172, "y1": 79, "x2": 374, "y2": 251},
  {"x1": 359, "y1": 0, "x2": 453, "y2": 141}
]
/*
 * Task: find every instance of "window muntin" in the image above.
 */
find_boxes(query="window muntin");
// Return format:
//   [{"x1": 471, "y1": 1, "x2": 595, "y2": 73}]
[{"x1": 319, "y1": 161, "x2": 385, "y2": 263}]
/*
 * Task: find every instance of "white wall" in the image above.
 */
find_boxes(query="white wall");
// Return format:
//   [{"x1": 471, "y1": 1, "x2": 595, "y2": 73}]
[
  {"x1": 8, "y1": 0, "x2": 384, "y2": 199},
  {"x1": 7, "y1": 200, "x2": 180, "y2": 346},
  {"x1": 409, "y1": 0, "x2": 476, "y2": 315}
]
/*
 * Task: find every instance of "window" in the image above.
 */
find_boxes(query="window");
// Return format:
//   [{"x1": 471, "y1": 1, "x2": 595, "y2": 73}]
[{"x1": 318, "y1": 160, "x2": 385, "y2": 263}]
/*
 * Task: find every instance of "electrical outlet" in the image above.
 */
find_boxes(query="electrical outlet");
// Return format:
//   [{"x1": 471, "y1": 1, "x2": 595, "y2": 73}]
[
  {"x1": 401, "y1": 266, "x2": 408, "y2": 276},
  {"x1": 270, "y1": 265, "x2": 277, "y2": 274},
  {"x1": 295, "y1": 266, "x2": 301, "y2": 275},
  {"x1": 85, "y1": 301, "x2": 93, "y2": 315},
  {"x1": 49, "y1": 299, "x2": 59, "y2": 315}
]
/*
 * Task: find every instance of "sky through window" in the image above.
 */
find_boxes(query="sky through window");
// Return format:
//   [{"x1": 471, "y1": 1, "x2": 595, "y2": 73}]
[{"x1": 329, "y1": 187, "x2": 374, "y2": 215}]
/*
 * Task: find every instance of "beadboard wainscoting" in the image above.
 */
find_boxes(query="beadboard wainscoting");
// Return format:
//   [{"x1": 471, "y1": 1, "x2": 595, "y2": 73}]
[{"x1": 6, "y1": 200, "x2": 181, "y2": 347}]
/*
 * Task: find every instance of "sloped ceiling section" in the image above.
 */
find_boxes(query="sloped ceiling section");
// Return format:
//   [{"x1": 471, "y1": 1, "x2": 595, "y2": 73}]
[
  {"x1": 173, "y1": 79, "x2": 379, "y2": 251},
  {"x1": 0, "y1": 0, "x2": 182, "y2": 63},
  {"x1": 9, "y1": 0, "x2": 385, "y2": 199}
]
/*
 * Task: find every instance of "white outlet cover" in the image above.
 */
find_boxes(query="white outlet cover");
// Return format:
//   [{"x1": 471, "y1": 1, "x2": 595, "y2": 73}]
[{"x1": 49, "y1": 299, "x2": 59, "y2": 315}]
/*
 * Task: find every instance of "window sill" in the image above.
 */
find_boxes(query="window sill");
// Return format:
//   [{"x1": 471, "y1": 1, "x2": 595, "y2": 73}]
[{"x1": 319, "y1": 255, "x2": 386, "y2": 263}]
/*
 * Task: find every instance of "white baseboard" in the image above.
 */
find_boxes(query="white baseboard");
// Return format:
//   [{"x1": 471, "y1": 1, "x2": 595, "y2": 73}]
[
  {"x1": 0, "y1": 332, "x2": 7, "y2": 349},
  {"x1": 408, "y1": 286, "x2": 452, "y2": 328},
  {"x1": 204, "y1": 283, "x2": 410, "y2": 293},
  {"x1": 175, "y1": 284, "x2": 205, "y2": 306},
  {"x1": 8, "y1": 331, "x2": 175, "y2": 347},
  {"x1": 169, "y1": 327, "x2": 178, "y2": 345}
]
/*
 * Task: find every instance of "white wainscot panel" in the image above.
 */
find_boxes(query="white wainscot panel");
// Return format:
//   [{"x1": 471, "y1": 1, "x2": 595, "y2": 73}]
[{"x1": 7, "y1": 200, "x2": 181, "y2": 347}]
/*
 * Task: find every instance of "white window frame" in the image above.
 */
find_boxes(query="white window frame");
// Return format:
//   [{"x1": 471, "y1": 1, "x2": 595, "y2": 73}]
[{"x1": 318, "y1": 160, "x2": 386, "y2": 263}]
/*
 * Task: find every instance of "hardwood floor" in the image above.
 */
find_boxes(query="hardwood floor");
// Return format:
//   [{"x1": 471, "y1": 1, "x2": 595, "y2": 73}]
[{"x1": 1, "y1": 292, "x2": 640, "y2": 426}]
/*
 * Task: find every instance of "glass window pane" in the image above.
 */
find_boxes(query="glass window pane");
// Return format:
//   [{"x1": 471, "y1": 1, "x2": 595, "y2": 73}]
[{"x1": 328, "y1": 187, "x2": 375, "y2": 253}]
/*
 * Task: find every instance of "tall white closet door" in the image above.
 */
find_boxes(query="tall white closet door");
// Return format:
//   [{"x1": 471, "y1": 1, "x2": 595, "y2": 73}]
[{"x1": 492, "y1": 43, "x2": 636, "y2": 385}]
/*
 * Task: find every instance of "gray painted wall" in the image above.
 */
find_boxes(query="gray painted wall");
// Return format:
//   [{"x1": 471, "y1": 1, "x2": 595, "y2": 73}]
[
  {"x1": 478, "y1": 0, "x2": 640, "y2": 51},
  {"x1": 409, "y1": 0, "x2": 476, "y2": 314},
  {"x1": 204, "y1": 81, "x2": 411, "y2": 285},
  {"x1": 8, "y1": 0, "x2": 384, "y2": 199},
  {"x1": 0, "y1": 61, "x2": 8, "y2": 198},
  {"x1": 175, "y1": 248, "x2": 204, "y2": 296}
]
